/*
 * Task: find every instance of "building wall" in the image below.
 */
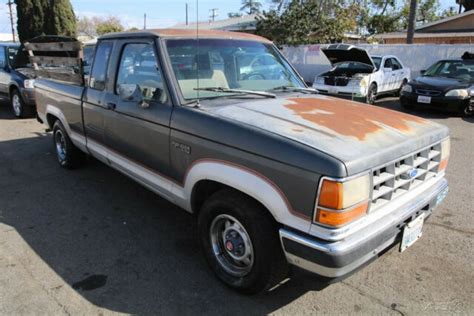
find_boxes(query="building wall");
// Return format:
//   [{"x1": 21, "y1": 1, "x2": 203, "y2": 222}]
[
  {"x1": 282, "y1": 43, "x2": 474, "y2": 83},
  {"x1": 384, "y1": 36, "x2": 474, "y2": 44}
]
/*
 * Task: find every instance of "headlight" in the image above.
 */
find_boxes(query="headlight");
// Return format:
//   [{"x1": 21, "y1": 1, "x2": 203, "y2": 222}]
[
  {"x1": 350, "y1": 75, "x2": 368, "y2": 87},
  {"x1": 315, "y1": 174, "x2": 370, "y2": 227},
  {"x1": 24, "y1": 79, "x2": 35, "y2": 89},
  {"x1": 445, "y1": 89, "x2": 468, "y2": 98},
  {"x1": 315, "y1": 76, "x2": 325, "y2": 85},
  {"x1": 439, "y1": 138, "x2": 450, "y2": 172},
  {"x1": 401, "y1": 84, "x2": 412, "y2": 93},
  {"x1": 469, "y1": 87, "x2": 474, "y2": 97}
]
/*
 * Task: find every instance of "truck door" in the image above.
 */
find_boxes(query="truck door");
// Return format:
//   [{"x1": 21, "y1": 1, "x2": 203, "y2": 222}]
[
  {"x1": 103, "y1": 39, "x2": 173, "y2": 178},
  {"x1": 83, "y1": 40, "x2": 114, "y2": 151}
]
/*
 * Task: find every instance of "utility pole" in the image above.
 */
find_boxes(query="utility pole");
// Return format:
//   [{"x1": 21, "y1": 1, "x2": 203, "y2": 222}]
[
  {"x1": 186, "y1": 3, "x2": 189, "y2": 25},
  {"x1": 209, "y1": 8, "x2": 218, "y2": 22},
  {"x1": 406, "y1": 0, "x2": 417, "y2": 44},
  {"x1": 144, "y1": 13, "x2": 147, "y2": 30},
  {"x1": 6, "y1": 0, "x2": 16, "y2": 42}
]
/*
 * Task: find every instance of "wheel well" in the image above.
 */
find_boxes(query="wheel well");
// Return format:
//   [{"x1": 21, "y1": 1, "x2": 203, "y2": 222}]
[
  {"x1": 9, "y1": 85, "x2": 18, "y2": 97},
  {"x1": 46, "y1": 113, "x2": 59, "y2": 129},
  {"x1": 190, "y1": 180, "x2": 276, "y2": 222}
]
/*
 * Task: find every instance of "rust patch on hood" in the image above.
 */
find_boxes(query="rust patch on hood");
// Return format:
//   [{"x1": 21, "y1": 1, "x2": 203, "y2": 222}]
[{"x1": 284, "y1": 97, "x2": 427, "y2": 141}]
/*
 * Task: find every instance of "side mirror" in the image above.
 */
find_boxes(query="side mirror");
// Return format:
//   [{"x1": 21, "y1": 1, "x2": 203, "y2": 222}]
[
  {"x1": 420, "y1": 69, "x2": 426, "y2": 75},
  {"x1": 383, "y1": 67, "x2": 392, "y2": 72},
  {"x1": 118, "y1": 83, "x2": 149, "y2": 108}
]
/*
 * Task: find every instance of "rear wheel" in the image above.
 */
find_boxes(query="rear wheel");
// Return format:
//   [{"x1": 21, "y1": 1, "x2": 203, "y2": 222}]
[
  {"x1": 366, "y1": 83, "x2": 377, "y2": 104},
  {"x1": 198, "y1": 189, "x2": 288, "y2": 294},
  {"x1": 52, "y1": 120, "x2": 85, "y2": 169}
]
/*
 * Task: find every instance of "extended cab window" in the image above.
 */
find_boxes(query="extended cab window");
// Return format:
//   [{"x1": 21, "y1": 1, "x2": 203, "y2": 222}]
[
  {"x1": 89, "y1": 41, "x2": 113, "y2": 90},
  {"x1": 116, "y1": 43, "x2": 168, "y2": 103}
]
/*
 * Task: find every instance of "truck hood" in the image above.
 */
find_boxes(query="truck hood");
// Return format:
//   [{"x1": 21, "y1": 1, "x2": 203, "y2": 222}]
[
  {"x1": 208, "y1": 95, "x2": 449, "y2": 175},
  {"x1": 322, "y1": 44, "x2": 375, "y2": 68}
]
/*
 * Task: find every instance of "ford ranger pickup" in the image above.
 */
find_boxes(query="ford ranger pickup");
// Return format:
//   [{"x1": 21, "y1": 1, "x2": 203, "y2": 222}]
[{"x1": 34, "y1": 30, "x2": 450, "y2": 294}]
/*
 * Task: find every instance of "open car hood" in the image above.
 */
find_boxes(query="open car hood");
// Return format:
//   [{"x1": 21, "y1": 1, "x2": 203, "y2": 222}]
[{"x1": 322, "y1": 44, "x2": 374, "y2": 68}]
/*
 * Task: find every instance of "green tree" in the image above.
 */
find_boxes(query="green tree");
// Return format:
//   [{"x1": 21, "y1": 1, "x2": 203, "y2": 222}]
[
  {"x1": 256, "y1": 0, "x2": 360, "y2": 45},
  {"x1": 15, "y1": 0, "x2": 76, "y2": 42},
  {"x1": 240, "y1": 0, "x2": 262, "y2": 14},
  {"x1": 95, "y1": 16, "x2": 124, "y2": 36}
]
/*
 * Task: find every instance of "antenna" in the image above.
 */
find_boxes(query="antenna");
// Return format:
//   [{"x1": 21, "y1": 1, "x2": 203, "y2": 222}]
[{"x1": 195, "y1": 0, "x2": 200, "y2": 106}]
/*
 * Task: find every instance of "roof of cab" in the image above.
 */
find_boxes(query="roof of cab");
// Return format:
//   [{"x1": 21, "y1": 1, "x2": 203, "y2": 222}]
[{"x1": 99, "y1": 28, "x2": 272, "y2": 43}]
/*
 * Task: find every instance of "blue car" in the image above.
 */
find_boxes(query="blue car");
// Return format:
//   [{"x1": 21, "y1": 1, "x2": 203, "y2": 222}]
[{"x1": 0, "y1": 42, "x2": 36, "y2": 118}]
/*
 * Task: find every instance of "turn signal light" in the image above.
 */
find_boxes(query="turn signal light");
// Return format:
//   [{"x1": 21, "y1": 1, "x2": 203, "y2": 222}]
[
  {"x1": 316, "y1": 202, "x2": 368, "y2": 227},
  {"x1": 315, "y1": 175, "x2": 370, "y2": 228}
]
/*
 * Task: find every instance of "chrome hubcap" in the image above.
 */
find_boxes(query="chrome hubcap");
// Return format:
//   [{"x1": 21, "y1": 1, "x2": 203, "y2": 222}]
[
  {"x1": 12, "y1": 94, "x2": 21, "y2": 116},
  {"x1": 210, "y1": 214, "x2": 254, "y2": 277},
  {"x1": 55, "y1": 130, "x2": 67, "y2": 162}
]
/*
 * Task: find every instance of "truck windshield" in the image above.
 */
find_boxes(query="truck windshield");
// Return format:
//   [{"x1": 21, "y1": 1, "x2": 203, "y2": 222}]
[{"x1": 165, "y1": 39, "x2": 304, "y2": 100}]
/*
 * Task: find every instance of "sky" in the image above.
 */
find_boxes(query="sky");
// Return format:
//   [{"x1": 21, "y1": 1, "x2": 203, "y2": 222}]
[{"x1": 0, "y1": 0, "x2": 459, "y2": 38}]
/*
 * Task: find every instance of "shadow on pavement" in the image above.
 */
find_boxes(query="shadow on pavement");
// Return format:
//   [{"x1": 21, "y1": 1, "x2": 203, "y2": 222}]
[{"x1": 0, "y1": 104, "x2": 328, "y2": 314}]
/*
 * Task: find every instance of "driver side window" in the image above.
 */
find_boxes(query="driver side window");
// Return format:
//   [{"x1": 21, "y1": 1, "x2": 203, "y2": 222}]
[{"x1": 116, "y1": 43, "x2": 168, "y2": 104}]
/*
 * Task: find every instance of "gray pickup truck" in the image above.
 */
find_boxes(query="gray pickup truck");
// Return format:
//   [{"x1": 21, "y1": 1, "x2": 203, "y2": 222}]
[{"x1": 35, "y1": 30, "x2": 450, "y2": 294}]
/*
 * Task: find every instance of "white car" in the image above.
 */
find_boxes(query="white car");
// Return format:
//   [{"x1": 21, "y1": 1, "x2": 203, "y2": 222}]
[{"x1": 312, "y1": 44, "x2": 410, "y2": 104}]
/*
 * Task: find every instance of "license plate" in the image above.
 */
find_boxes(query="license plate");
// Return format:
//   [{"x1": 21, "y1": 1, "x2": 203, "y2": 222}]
[
  {"x1": 400, "y1": 213, "x2": 425, "y2": 252},
  {"x1": 417, "y1": 95, "x2": 431, "y2": 104},
  {"x1": 328, "y1": 87, "x2": 338, "y2": 94}
]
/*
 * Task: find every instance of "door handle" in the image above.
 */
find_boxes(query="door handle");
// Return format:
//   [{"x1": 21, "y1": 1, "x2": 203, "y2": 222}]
[{"x1": 106, "y1": 102, "x2": 116, "y2": 110}]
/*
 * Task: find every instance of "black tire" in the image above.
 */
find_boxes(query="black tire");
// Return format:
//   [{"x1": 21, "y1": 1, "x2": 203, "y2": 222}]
[
  {"x1": 459, "y1": 102, "x2": 473, "y2": 117},
  {"x1": 396, "y1": 79, "x2": 408, "y2": 97},
  {"x1": 366, "y1": 83, "x2": 377, "y2": 104},
  {"x1": 198, "y1": 189, "x2": 288, "y2": 294},
  {"x1": 52, "y1": 120, "x2": 85, "y2": 169},
  {"x1": 10, "y1": 89, "x2": 33, "y2": 118}
]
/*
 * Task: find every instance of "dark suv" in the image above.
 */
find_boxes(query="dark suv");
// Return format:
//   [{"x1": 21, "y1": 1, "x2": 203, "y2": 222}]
[{"x1": 0, "y1": 42, "x2": 36, "y2": 118}]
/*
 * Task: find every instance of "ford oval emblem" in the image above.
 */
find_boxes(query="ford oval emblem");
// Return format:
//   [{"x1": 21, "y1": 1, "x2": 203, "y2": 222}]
[{"x1": 402, "y1": 168, "x2": 418, "y2": 180}]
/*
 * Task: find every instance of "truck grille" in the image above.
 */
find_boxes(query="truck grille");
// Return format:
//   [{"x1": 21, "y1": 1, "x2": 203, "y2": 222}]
[
  {"x1": 324, "y1": 76, "x2": 350, "y2": 87},
  {"x1": 370, "y1": 142, "x2": 442, "y2": 211}
]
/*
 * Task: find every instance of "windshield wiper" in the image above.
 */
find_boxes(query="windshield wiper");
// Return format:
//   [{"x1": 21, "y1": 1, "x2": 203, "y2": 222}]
[
  {"x1": 194, "y1": 87, "x2": 276, "y2": 98},
  {"x1": 271, "y1": 85, "x2": 318, "y2": 94}
]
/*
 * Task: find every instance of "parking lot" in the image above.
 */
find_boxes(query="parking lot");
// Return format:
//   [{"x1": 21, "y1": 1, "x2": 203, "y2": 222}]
[{"x1": 0, "y1": 96, "x2": 473, "y2": 315}]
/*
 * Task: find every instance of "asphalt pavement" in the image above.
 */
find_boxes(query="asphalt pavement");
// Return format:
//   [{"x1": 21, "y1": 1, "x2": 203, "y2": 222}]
[{"x1": 0, "y1": 96, "x2": 473, "y2": 315}]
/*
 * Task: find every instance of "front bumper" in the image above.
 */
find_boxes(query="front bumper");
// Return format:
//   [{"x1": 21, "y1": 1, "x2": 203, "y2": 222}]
[
  {"x1": 313, "y1": 83, "x2": 368, "y2": 98},
  {"x1": 20, "y1": 87, "x2": 36, "y2": 106},
  {"x1": 279, "y1": 176, "x2": 448, "y2": 278},
  {"x1": 400, "y1": 92, "x2": 469, "y2": 112}
]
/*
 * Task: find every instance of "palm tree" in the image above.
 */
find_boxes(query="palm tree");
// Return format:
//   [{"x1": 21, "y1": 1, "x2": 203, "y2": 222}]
[
  {"x1": 240, "y1": 0, "x2": 263, "y2": 15},
  {"x1": 406, "y1": 0, "x2": 417, "y2": 44}
]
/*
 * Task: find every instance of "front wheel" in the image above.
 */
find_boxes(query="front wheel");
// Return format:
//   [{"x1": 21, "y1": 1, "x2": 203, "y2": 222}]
[
  {"x1": 459, "y1": 102, "x2": 473, "y2": 117},
  {"x1": 366, "y1": 83, "x2": 377, "y2": 104},
  {"x1": 52, "y1": 120, "x2": 85, "y2": 169},
  {"x1": 198, "y1": 189, "x2": 288, "y2": 294},
  {"x1": 11, "y1": 89, "x2": 32, "y2": 118}
]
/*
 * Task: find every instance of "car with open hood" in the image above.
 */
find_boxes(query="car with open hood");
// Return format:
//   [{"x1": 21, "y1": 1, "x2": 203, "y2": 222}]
[
  {"x1": 33, "y1": 30, "x2": 449, "y2": 294},
  {"x1": 400, "y1": 52, "x2": 474, "y2": 116},
  {"x1": 313, "y1": 44, "x2": 410, "y2": 104},
  {"x1": 0, "y1": 42, "x2": 36, "y2": 118}
]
